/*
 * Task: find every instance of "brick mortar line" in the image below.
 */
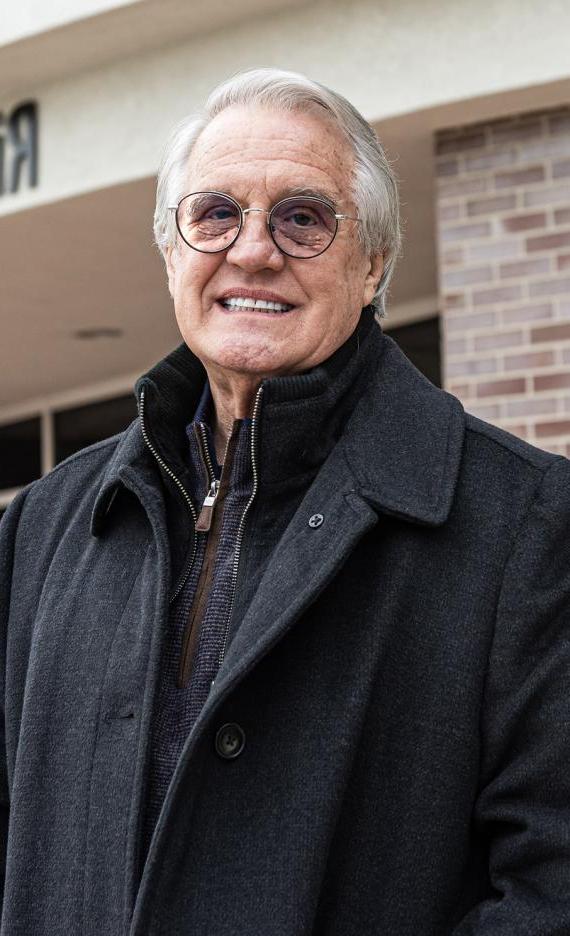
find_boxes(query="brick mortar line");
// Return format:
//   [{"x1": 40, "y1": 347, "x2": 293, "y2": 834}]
[
  {"x1": 440, "y1": 271, "x2": 557, "y2": 288},
  {"x1": 444, "y1": 327, "x2": 568, "y2": 339},
  {"x1": 437, "y1": 162, "x2": 569, "y2": 182},
  {"x1": 444, "y1": 313, "x2": 568, "y2": 324},
  {"x1": 471, "y1": 398, "x2": 570, "y2": 412},
  {"x1": 436, "y1": 130, "x2": 570, "y2": 159},
  {"x1": 445, "y1": 343, "x2": 566, "y2": 359},
  {"x1": 468, "y1": 414, "x2": 565, "y2": 425},
  {"x1": 445, "y1": 340, "x2": 531, "y2": 355},
  {"x1": 437, "y1": 155, "x2": 570, "y2": 171},
  {"x1": 451, "y1": 238, "x2": 570, "y2": 257},
  {"x1": 450, "y1": 367, "x2": 568, "y2": 379},
  {"x1": 445, "y1": 338, "x2": 567, "y2": 350},
  {"x1": 503, "y1": 412, "x2": 570, "y2": 423},
  {"x1": 436, "y1": 181, "x2": 559, "y2": 202},
  {"x1": 439, "y1": 217, "x2": 570, "y2": 238},
  {"x1": 443, "y1": 288, "x2": 570, "y2": 307},
  {"x1": 439, "y1": 254, "x2": 568, "y2": 271},
  {"x1": 446, "y1": 363, "x2": 560, "y2": 374},
  {"x1": 444, "y1": 372, "x2": 570, "y2": 385},
  {"x1": 443, "y1": 304, "x2": 568, "y2": 314},
  {"x1": 463, "y1": 415, "x2": 570, "y2": 433},
  {"x1": 437, "y1": 134, "x2": 570, "y2": 151},
  {"x1": 442, "y1": 245, "x2": 570, "y2": 260}
]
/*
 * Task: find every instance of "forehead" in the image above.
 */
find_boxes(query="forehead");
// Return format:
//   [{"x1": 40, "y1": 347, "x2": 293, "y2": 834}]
[{"x1": 185, "y1": 104, "x2": 354, "y2": 202}]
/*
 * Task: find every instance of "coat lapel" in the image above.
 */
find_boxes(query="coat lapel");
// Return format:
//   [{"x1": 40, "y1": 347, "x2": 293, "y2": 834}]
[
  {"x1": 212, "y1": 334, "x2": 466, "y2": 698},
  {"x1": 216, "y1": 465, "x2": 378, "y2": 697},
  {"x1": 342, "y1": 335, "x2": 465, "y2": 526}
]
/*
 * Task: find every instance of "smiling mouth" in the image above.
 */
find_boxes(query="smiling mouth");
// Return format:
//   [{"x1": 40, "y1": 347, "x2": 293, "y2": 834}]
[{"x1": 219, "y1": 296, "x2": 295, "y2": 314}]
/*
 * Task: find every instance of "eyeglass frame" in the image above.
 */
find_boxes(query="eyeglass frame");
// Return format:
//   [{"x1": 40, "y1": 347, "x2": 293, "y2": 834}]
[{"x1": 167, "y1": 190, "x2": 361, "y2": 259}]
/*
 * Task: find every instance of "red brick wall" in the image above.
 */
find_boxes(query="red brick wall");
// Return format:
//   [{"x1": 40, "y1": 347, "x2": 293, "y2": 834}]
[{"x1": 435, "y1": 108, "x2": 570, "y2": 455}]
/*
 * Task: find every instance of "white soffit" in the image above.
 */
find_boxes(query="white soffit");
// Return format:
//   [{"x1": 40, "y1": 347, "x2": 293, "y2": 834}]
[{"x1": 0, "y1": 0, "x2": 310, "y2": 97}]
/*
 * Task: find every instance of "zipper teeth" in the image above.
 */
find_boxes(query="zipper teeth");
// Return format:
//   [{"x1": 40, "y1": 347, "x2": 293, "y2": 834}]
[
  {"x1": 217, "y1": 384, "x2": 264, "y2": 669},
  {"x1": 139, "y1": 386, "x2": 198, "y2": 603},
  {"x1": 199, "y1": 422, "x2": 216, "y2": 483}
]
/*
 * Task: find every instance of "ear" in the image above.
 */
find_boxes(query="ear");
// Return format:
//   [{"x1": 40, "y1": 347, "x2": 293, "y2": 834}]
[
  {"x1": 165, "y1": 245, "x2": 178, "y2": 299},
  {"x1": 362, "y1": 252, "x2": 385, "y2": 307}
]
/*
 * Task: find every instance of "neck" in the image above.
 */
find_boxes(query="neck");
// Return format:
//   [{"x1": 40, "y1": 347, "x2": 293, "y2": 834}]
[{"x1": 206, "y1": 369, "x2": 262, "y2": 464}]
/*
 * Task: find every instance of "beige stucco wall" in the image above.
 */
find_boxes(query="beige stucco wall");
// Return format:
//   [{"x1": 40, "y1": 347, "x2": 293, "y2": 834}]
[
  {"x1": 0, "y1": 0, "x2": 138, "y2": 45},
  {"x1": 2, "y1": 0, "x2": 570, "y2": 218}
]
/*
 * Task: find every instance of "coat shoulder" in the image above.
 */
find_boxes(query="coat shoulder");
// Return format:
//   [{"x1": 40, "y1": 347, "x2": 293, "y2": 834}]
[
  {"x1": 28, "y1": 429, "x2": 124, "y2": 497},
  {"x1": 464, "y1": 412, "x2": 559, "y2": 473},
  {"x1": 458, "y1": 411, "x2": 570, "y2": 527},
  {"x1": 12, "y1": 427, "x2": 129, "y2": 540}
]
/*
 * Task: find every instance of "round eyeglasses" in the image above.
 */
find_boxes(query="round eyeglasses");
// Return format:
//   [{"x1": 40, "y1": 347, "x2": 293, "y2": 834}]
[{"x1": 168, "y1": 191, "x2": 360, "y2": 259}]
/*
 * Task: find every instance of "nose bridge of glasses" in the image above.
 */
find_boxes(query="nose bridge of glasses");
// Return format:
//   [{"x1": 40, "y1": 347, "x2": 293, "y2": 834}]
[
  {"x1": 241, "y1": 206, "x2": 271, "y2": 233},
  {"x1": 237, "y1": 206, "x2": 274, "y2": 247},
  {"x1": 241, "y1": 207, "x2": 269, "y2": 217}
]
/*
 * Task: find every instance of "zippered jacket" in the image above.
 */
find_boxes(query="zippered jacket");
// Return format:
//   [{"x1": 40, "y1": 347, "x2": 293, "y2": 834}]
[{"x1": 2, "y1": 309, "x2": 570, "y2": 935}]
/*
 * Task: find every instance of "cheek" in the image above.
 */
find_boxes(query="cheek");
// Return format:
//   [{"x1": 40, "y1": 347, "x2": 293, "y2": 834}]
[
  {"x1": 344, "y1": 246, "x2": 367, "y2": 280},
  {"x1": 317, "y1": 248, "x2": 368, "y2": 307},
  {"x1": 343, "y1": 250, "x2": 372, "y2": 306},
  {"x1": 173, "y1": 254, "x2": 220, "y2": 304}
]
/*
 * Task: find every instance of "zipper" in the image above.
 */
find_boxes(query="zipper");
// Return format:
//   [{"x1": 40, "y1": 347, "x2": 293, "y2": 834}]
[
  {"x1": 196, "y1": 479, "x2": 220, "y2": 532},
  {"x1": 138, "y1": 386, "x2": 198, "y2": 604},
  {"x1": 215, "y1": 384, "x2": 264, "y2": 672},
  {"x1": 178, "y1": 422, "x2": 238, "y2": 688},
  {"x1": 195, "y1": 423, "x2": 219, "y2": 532},
  {"x1": 199, "y1": 422, "x2": 216, "y2": 480},
  {"x1": 139, "y1": 381, "x2": 265, "y2": 681}
]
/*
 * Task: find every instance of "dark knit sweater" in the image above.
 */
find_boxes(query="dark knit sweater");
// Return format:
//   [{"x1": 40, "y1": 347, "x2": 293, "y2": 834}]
[{"x1": 141, "y1": 394, "x2": 253, "y2": 858}]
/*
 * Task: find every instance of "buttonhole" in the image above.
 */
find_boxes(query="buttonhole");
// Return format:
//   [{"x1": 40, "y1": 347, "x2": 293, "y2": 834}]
[{"x1": 114, "y1": 708, "x2": 135, "y2": 720}]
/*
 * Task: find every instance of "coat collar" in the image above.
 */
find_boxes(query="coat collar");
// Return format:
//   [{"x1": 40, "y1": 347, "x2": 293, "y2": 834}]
[
  {"x1": 343, "y1": 331, "x2": 465, "y2": 525},
  {"x1": 90, "y1": 417, "x2": 149, "y2": 535},
  {"x1": 91, "y1": 310, "x2": 465, "y2": 535}
]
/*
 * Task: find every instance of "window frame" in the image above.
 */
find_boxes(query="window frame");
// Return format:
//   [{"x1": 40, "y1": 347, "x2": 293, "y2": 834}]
[{"x1": 0, "y1": 373, "x2": 139, "y2": 512}]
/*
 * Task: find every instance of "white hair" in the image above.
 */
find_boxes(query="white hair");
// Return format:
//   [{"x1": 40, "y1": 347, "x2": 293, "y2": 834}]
[{"x1": 154, "y1": 68, "x2": 401, "y2": 315}]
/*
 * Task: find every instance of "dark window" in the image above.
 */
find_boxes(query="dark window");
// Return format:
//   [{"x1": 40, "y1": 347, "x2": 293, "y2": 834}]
[
  {"x1": 0, "y1": 417, "x2": 42, "y2": 489},
  {"x1": 386, "y1": 316, "x2": 441, "y2": 388},
  {"x1": 54, "y1": 394, "x2": 137, "y2": 464}
]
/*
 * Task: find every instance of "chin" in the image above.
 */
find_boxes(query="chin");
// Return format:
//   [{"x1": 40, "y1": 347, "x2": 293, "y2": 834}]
[
  {"x1": 201, "y1": 335, "x2": 292, "y2": 377},
  {"x1": 212, "y1": 350, "x2": 290, "y2": 378}
]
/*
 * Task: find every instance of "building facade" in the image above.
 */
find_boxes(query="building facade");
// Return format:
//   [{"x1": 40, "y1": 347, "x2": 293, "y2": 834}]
[{"x1": 2, "y1": 0, "x2": 570, "y2": 511}]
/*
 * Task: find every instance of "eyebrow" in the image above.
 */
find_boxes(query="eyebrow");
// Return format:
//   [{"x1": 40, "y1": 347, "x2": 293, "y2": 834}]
[
  {"x1": 281, "y1": 186, "x2": 339, "y2": 210},
  {"x1": 184, "y1": 186, "x2": 340, "y2": 211}
]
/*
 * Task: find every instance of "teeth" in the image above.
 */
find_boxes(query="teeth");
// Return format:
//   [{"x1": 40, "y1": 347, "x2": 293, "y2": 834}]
[{"x1": 222, "y1": 296, "x2": 293, "y2": 312}]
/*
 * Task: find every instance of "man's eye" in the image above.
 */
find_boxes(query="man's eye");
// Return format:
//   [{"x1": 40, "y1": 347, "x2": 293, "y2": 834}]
[
  {"x1": 289, "y1": 212, "x2": 316, "y2": 227},
  {"x1": 205, "y1": 207, "x2": 235, "y2": 221}
]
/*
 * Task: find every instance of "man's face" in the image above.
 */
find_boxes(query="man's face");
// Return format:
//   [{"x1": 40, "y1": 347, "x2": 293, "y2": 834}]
[{"x1": 166, "y1": 104, "x2": 383, "y2": 380}]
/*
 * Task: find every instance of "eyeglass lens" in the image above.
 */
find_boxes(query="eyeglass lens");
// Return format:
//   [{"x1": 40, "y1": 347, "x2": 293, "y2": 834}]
[{"x1": 176, "y1": 193, "x2": 337, "y2": 258}]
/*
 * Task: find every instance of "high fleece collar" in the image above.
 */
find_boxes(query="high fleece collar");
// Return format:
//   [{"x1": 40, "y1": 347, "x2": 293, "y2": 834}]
[{"x1": 91, "y1": 306, "x2": 465, "y2": 535}]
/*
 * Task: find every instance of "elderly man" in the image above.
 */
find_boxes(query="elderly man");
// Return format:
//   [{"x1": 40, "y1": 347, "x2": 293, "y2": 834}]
[{"x1": 2, "y1": 68, "x2": 570, "y2": 936}]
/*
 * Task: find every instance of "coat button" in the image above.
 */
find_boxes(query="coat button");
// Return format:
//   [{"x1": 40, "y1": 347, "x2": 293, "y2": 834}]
[
  {"x1": 308, "y1": 513, "x2": 324, "y2": 528},
  {"x1": 215, "y1": 722, "x2": 246, "y2": 760}
]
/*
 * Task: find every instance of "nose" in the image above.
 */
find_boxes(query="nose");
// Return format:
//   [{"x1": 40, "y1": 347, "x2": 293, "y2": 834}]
[{"x1": 225, "y1": 208, "x2": 285, "y2": 272}]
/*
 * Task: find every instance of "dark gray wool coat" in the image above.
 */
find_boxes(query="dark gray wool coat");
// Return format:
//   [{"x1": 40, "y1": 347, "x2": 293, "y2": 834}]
[{"x1": 2, "y1": 307, "x2": 570, "y2": 936}]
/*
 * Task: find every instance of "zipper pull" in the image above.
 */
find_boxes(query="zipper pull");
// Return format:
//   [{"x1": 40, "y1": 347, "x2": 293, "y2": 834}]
[{"x1": 196, "y1": 479, "x2": 220, "y2": 532}]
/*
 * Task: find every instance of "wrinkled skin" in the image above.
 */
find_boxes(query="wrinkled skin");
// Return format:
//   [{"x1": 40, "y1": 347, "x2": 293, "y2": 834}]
[{"x1": 165, "y1": 103, "x2": 383, "y2": 442}]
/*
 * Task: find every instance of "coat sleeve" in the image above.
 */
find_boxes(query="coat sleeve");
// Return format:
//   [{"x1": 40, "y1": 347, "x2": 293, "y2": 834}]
[
  {"x1": 452, "y1": 457, "x2": 570, "y2": 935},
  {"x1": 0, "y1": 488, "x2": 30, "y2": 913}
]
